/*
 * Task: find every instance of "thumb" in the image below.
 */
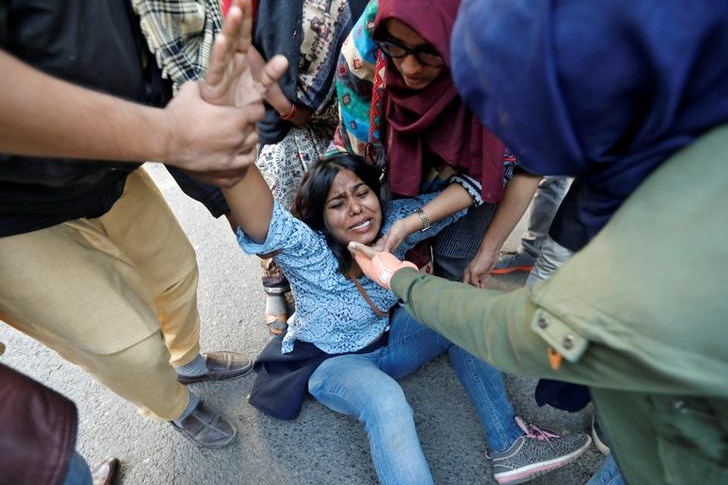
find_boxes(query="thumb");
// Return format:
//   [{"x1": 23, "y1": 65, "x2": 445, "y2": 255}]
[
  {"x1": 348, "y1": 241, "x2": 377, "y2": 259},
  {"x1": 259, "y1": 55, "x2": 289, "y2": 90}
]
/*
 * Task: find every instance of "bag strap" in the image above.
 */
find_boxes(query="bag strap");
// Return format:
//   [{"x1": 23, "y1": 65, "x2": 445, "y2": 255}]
[{"x1": 347, "y1": 273, "x2": 388, "y2": 318}]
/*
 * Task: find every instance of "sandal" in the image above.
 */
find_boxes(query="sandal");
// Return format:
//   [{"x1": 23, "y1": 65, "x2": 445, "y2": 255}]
[
  {"x1": 263, "y1": 292, "x2": 289, "y2": 336},
  {"x1": 264, "y1": 313, "x2": 288, "y2": 335}
]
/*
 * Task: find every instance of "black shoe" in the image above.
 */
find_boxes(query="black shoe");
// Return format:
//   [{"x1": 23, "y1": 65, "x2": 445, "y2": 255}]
[
  {"x1": 170, "y1": 401, "x2": 237, "y2": 448},
  {"x1": 91, "y1": 457, "x2": 120, "y2": 485},
  {"x1": 177, "y1": 351, "x2": 253, "y2": 384}
]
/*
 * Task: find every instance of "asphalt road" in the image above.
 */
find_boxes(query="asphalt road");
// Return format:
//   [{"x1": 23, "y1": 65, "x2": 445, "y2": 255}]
[{"x1": 0, "y1": 164, "x2": 604, "y2": 484}]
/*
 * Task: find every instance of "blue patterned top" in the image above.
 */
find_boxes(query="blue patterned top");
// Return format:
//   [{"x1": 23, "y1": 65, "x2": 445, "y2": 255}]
[{"x1": 237, "y1": 192, "x2": 467, "y2": 354}]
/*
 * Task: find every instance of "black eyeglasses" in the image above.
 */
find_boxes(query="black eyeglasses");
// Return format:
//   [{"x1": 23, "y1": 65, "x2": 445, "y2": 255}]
[{"x1": 374, "y1": 38, "x2": 445, "y2": 68}]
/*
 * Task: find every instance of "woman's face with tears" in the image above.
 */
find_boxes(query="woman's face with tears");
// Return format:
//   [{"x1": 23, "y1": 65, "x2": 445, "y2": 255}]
[{"x1": 323, "y1": 169, "x2": 383, "y2": 246}]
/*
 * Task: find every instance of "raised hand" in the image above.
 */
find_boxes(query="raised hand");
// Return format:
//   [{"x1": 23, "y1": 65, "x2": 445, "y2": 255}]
[
  {"x1": 169, "y1": 0, "x2": 288, "y2": 187},
  {"x1": 201, "y1": 0, "x2": 288, "y2": 109}
]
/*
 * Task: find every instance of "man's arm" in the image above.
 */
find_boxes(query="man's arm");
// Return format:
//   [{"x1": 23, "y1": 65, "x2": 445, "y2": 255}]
[
  {"x1": 0, "y1": 50, "x2": 259, "y2": 175},
  {"x1": 0, "y1": 0, "x2": 287, "y2": 188}
]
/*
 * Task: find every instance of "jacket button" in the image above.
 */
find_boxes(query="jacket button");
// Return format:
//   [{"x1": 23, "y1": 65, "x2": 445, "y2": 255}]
[
  {"x1": 537, "y1": 317, "x2": 548, "y2": 329},
  {"x1": 563, "y1": 335, "x2": 575, "y2": 349}
]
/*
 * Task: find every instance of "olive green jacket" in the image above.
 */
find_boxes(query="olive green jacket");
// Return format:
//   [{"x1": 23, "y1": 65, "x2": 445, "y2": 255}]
[{"x1": 391, "y1": 125, "x2": 728, "y2": 485}]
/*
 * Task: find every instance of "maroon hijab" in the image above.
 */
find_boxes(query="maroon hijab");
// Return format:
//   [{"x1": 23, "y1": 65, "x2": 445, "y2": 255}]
[{"x1": 375, "y1": 0, "x2": 505, "y2": 202}]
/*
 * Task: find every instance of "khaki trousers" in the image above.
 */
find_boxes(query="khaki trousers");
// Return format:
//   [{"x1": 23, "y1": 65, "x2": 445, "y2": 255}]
[{"x1": 0, "y1": 168, "x2": 200, "y2": 420}]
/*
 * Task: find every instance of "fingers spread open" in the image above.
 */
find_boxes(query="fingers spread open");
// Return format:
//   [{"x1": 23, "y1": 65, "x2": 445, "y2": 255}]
[
  {"x1": 204, "y1": 36, "x2": 229, "y2": 88},
  {"x1": 236, "y1": 0, "x2": 254, "y2": 52}
]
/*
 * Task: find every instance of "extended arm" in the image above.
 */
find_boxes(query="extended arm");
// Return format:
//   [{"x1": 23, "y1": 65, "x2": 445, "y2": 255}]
[
  {"x1": 221, "y1": 165, "x2": 273, "y2": 243},
  {"x1": 0, "y1": 0, "x2": 285, "y2": 187},
  {"x1": 0, "y1": 51, "x2": 182, "y2": 162},
  {"x1": 348, "y1": 249, "x2": 723, "y2": 397},
  {"x1": 0, "y1": 48, "x2": 260, "y2": 183},
  {"x1": 351, "y1": 127, "x2": 728, "y2": 397},
  {"x1": 464, "y1": 171, "x2": 541, "y2": 287},
  {"x1": 377, "y1": 181, "x2": 475, "y2": 252}
]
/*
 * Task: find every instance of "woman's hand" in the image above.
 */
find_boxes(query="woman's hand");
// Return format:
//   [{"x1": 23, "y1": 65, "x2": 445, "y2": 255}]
[
  {"x1": 246, "y1": 45, "x2": 312, "y2": 126},
  {"x1": 348, "y1": 242, "x2": 417, "y2": 289},
  {"x1": 374, "y1": 217, "x2": 415, "y2": 252}
]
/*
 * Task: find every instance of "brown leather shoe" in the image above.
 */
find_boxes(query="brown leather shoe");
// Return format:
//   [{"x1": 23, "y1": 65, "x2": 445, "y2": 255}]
[
  {"x1": 177, "y1": 351, "x2": 253, "y2": 384},
  {"x1": 170, "y1": 400, "x2": 237, "y2": 448},
  {"x1": 91, "y1": 457, "x2": 120, "y2": 485}
]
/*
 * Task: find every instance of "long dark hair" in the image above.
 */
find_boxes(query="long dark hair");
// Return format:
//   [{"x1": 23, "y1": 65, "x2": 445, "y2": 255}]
[{"x1": 293, "y1": 152, "x2": 382, "y2": 273}]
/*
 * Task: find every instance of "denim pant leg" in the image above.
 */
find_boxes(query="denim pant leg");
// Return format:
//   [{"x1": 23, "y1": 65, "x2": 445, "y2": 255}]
[
  {"x1": 378, "y1": 305, "x2": 454, "y2": 379},
  {"x1": 63, "y1": 451, "x2": 92, "y2": 485},
  {"x1": 309, "y1": 353, "x2": 434, "y2": 485},
  {"x1": 384, "y1": 307, "x2": 522, "y2": 451},
  {"x1": 585, "y1": 454, "x2": 626, "y2": 485},
  {"x1": 448, "y1": 346, "x2": 524, "y2": 452},
  {"x1": 526, "y1": 235, "x2": 574, "y2": 289},
  {"x1": 308, "y1": 306, "x2": 456, "y2": 485},
  {"x1": 521, "y1": 176, "x2": 573, "y2": 257}
]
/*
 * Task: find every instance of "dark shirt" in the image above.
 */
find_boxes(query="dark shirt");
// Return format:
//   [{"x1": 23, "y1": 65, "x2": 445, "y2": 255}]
[{"x1": 0, "y1": 0, "x2": 166, "y2": 236}]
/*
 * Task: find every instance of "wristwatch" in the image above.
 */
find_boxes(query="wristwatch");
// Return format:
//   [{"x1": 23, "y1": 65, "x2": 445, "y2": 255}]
[{"x1": 415, "y1": 208, "x2": 432, "y2": 232}]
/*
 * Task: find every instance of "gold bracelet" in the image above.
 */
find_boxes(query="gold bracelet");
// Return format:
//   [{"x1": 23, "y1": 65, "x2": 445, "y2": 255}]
[{"x1": 415, "y1": 208, "x2": 432, "y2": 232}]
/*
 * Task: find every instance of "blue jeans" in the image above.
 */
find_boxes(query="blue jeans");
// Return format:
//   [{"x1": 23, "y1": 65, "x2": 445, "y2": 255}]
[
  {"x1": 586, "y1": 454, "x2": 626, "y2": 485},
  {"x1": 308, "y1": 305, "x2": 523, "y2": 485},
  {"x1": 63, "y1": 451, "x2": 92, "y2": 485}
]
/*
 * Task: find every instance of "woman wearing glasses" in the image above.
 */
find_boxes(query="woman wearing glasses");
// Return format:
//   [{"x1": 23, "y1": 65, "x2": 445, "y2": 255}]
[
  {"x1": 331, "y1": 1, "x2": 591, "y2": 483},
  {"x1": 336, "y1": 0, "x2": 543, "y2": 287}
]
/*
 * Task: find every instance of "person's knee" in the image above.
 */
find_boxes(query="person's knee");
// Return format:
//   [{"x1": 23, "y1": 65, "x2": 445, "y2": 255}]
[
  {"x1": 309, "y1": 362, "x2": 412, "y2": 423},
  {"x1": 362, "y1": 381, "x2": 413, "y2": 424},
  {"x1": 79, "y1": 332, "x2": 170, "y2": 383}
]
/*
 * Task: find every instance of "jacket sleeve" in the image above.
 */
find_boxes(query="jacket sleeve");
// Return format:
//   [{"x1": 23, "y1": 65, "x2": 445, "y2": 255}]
[
  {"x1": 0, "y1": 363, "x2": 78, "y2": 485},
  {"x1": 391, "y1": 268, "x2": 727, "y2": 398},
  {"x1": 390, "y1": 126, "x2": 728, "y2": 400}
]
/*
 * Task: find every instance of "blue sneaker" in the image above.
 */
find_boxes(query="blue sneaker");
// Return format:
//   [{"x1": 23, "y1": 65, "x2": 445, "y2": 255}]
[{"x1": 491, "y1": 251, "x2": 536, "y2": 275}]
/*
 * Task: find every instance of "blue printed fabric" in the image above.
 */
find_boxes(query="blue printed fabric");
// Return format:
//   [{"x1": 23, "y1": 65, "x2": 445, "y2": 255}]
[{"x1": 237, "y1": 192, "x2": 464, "y2": 354}]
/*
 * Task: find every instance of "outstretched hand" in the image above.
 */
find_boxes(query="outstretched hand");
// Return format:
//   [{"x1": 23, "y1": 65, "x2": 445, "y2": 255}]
[
  {"x1": 348, "y1": 242, "x2": 418, "y2": 290},
  {"x1": 171, "y1": 0, "x2": 288, "y2": 187},
  {"x1": 202, "y1": 0, "x2": 288, "y2": 108}
]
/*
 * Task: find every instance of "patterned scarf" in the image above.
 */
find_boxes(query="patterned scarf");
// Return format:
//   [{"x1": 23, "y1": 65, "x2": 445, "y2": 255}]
[
  {"x1": 334, "y1": 0, "x2": 387, "y2": 171},
  {"x1": 130, "y1": 0, "x2": 223, "y2": 89}
]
